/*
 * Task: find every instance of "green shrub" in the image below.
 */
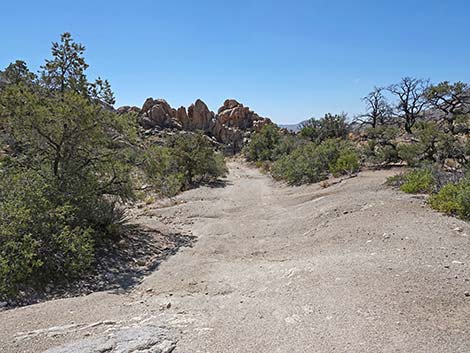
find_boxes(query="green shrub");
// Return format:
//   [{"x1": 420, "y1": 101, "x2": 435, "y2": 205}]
[
  {"x1": 329, "y1": 150, "x2": 360, "y2": 176},
  {"x1": 271, "y1": 134, "x2": 305, "y2": 161},
  {"x1": 166, "y1": 132, "x2": 227, "y2": 186},
  {"x1": 362, "y1": 127, "x2": 400, "y2": 165},
  {"x1": 144, "y1": 132, "x2": 227, "y2": 196},
  {"x1": 399, "y1": 168, "x2": 435, "y2": 194},
  {"x1": 0, "y1": 169, "x2": 94, "y2": 298},
  {"x1": 271, "y1": 142, "x2": 327, "y2": 185},
  {"x1": 143, "y1": 146, "x2": 185, "y2": 197},
  {"x1": 244, "y1": 124, "x2": 281, "y2": 161},
  {"x1": 397, "y1": 143, "x2": 423, "y2": 167},
  {"x1": 397, "y1": 122, "x2": 465, "y2": 167},
  {"x1": 429, "y1": 178, "x2": 470, "y2": 220},
  {"x1": 299, "y1": 113, "x2": 349, "y2": 144},
  {"x1": 271, "y1": 138, "x2": 358, "y2": 185}
]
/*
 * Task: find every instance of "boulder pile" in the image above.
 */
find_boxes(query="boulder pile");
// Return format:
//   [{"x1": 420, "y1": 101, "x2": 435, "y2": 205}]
[{"x1": 119, "y1": 98, "x2": 272, "y2": 152}]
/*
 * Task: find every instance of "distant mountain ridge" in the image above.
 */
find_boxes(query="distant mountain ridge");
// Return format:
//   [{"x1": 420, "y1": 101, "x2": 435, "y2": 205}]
[{"x1": 278, "y1": 120, "x2": 309, "y2": 132}]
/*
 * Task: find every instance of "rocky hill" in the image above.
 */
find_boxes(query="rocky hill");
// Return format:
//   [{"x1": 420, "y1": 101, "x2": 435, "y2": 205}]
[{"x1": 118, "y1": 98, "x2": 272, "y2": 153}]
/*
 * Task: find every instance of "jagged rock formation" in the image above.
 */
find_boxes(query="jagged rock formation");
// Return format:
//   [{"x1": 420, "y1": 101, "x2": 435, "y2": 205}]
[
  {"x1": 189, "y1": 99, "x2": 215, "y2": 132},
  {"x1": 139, "y1": 98, "x2": 180, "y2": 130},
  {"x1": 217, "y1": 99, "x2": 268, "y2": 131},
  {"x1": 126, "y1": 98, "x2": 272, "y2": 152}
]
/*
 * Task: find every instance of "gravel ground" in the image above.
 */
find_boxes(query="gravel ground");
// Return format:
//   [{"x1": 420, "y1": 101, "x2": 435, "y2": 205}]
[{"x1": 1, "y1": 160, "x2": 470, "y2": 353}]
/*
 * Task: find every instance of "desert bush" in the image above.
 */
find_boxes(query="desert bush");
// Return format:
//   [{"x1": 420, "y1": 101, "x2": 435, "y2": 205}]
[
  {"x1": 397, "y1": 121, "x2": 467, "y2": 167},
  {"x1": 255, "y1": 160, "x2": 272, "y2": 173},
  {"x1": 429, "y1": 178, "x2": 470, "y2": 220},
  {"x1": 397, "y1": 143, "x2": 423, "y2": 167},
  {"x1": 271, "y1": 139, "x2": 358, "y2": 185},
  {"x1": 271, "y1": 142, "x2": 328, "y2": 185},
  {"x1": 144, "y1": 132, "x2": 227, "y2": 196},
  {"x1": 329, "y1": 149, "x2": 360, "y2": 176},
  {"x1": 271, "y1": 133, "x2": 305, "y2": 161},
  {"x1": 299, "y1": 113, "x2": 349, "y2": 144},
  {"x1": 399, "y1": 168, "x2": 435, "y2": 194},
  {"x1": 244, "y1": 124, "x2": 281, "y2": 161},
  {"x1": 0, "y1": 168, "x2": 94, "y2": 298},
  {"x1": 362, "y1": 126, "x2": 400, "y2": 165},
  {"x1": 166, "y1": 132, "x2": 227, "y2": 186},
  {"x1": 143, "y1": 146, "x2": 185, "y2": 197}
]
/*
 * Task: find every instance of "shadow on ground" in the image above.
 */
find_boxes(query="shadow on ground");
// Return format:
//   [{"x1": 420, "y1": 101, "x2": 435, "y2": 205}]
[
  {"x1": 8, "y1": 224, "x2": 196, "y2": 308},
  {"x1": 96, "y1": 224, "x2": 196, "y2": 292}
]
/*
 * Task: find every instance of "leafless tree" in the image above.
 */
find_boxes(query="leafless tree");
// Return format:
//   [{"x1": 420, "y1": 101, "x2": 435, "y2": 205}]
[
  {"x1": 355, "y1": 87, "x2": 392, "y2": 128},
  {"x1": 388, "y1": 77, "x2": 429, "y2": 133}
]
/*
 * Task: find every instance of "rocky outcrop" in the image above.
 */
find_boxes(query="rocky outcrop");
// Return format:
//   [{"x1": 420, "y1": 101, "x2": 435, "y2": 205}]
[
  {"x1": 217, "y1": 99, "x2": 268, "y2": 130},
  {"x1": 219, "y1": 99, "x2": 272, "y2": 130},
  {"x1": 123, "y1": 97, "x2": 273, "y2": 152},
  {"x1": 212, "y1": 120, "x2": 244, "y2": 152},
  {"x1": 139, "y1": 98, "x2": 180, "y2": 129},
  {"x1": 213, "y1": 99, "x2": 272, "y2": 152},
  {"x1": 187, "y1": 99, "x2": 215, "y2": 133},
  {"x1": 175, "y1": 106, "x2": 189, "y2": 130},
  {"x1": 175, "y1": 99, "x2": 215, "y2": 133}
]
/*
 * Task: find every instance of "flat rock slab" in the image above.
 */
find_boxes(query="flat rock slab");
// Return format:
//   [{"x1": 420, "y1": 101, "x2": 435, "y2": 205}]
[{"x1": 43, "y1": 325, "x2": 176, "y2": 353}]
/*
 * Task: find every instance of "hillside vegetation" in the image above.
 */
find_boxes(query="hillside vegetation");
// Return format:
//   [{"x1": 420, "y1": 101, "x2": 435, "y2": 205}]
[
  {"x1": 0, "y1": 34, "x2": 226, "y2": 300},
  {"x1": 245, "y1": 80, "x2": 469, "y2": 219}
]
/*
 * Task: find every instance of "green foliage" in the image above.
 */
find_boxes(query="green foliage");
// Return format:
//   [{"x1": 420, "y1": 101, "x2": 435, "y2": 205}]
[
  {"x1": 299, "y1": 113, "x2": 349, "y2": 143},
  {"x1": 143, "y1": 146, "x2": 185, "y2": 197},
  {"x1": 41, "y1": 32, "x2": 89, "y2": 94},
  {"x1": 271, "y1": 142, "x2": 328, "y2": 185},
  {"x1": 362, "y1": 126, "x2": 400, "y2": 165},
  {"x1": 429, "y1": 178, "x2": 470, "y2": 220},
  {"x1": 166, "y1": 132, "x2": 228, "y2": 186},
  {"x1": 271, "y1": 133, "x2": 305, "y2": 161},
  {"x1": 397, "y1": 121, "x2": 467, "y2": 167},
  {"x1": 0, "y1": 60, "x2": 37, "y2": 85},
  {"x1": 397, "y1": 143, "x2": 423, "y2": 167},
  {"x1": 2, "y1": 88, "x2": 135, "y2": 196},
  {"x1": 425, "y1": 81, "x2": 470, "y2": 133},
  {"x1": 144, "y1": 132, "x2": 227, "y2": 196},
  {"x1": 329, "y1": 149, "x2": 360, "y2": 176},
  {"x1": 399, "y1": 168, "x2": 435, "y2": 194},
  {"x1": 244, "y1": 124, "x2": 281, "y2": 161},
  {"x1": 271, "y1": 139, "x2": 358, "y2": 185},
  {"x1": 0, "y1": 169, "x2": 94, "y2": 297},
  {"x1": 0, "y1": 33, "x2": 135, "y2": 298}
]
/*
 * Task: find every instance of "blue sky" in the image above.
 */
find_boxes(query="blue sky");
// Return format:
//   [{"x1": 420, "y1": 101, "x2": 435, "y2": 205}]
[{"x1": 1, "y1": 0, "x2": 469, "y2": 123}]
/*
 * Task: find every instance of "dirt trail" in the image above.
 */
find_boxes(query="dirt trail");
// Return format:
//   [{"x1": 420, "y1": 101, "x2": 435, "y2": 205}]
[{"x1": 1, "y1": 161, "x2": 470, "y2": 353}]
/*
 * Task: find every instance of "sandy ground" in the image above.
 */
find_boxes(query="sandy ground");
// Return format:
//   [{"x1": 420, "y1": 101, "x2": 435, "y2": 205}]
[{"x1": 1, "y1": 160, "x2": 470, "y2": 352}]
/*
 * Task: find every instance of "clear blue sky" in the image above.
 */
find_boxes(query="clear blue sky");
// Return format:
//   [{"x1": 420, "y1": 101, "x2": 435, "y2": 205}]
[{"x1": 1, "y1": 0, "x2": 469, "y2": 124}]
